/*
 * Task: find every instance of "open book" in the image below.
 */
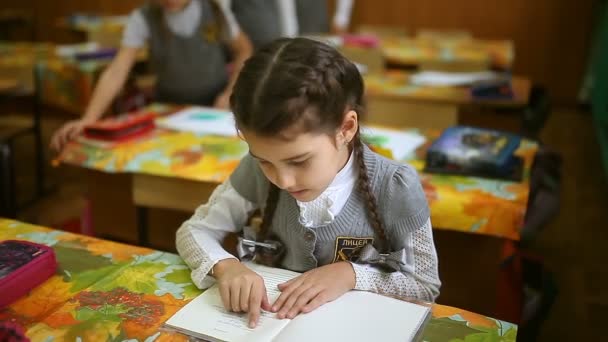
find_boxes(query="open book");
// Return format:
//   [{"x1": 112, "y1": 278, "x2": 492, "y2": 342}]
[{"x1": 164, "y1": 263, "x2": 431, "y2": 342}]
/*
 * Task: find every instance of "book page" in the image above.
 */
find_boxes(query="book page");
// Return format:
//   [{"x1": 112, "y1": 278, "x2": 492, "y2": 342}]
[
  {"x1": 156, "y1": 107, "x2": 237, "y2": 136},
  {"x1": 246, "y1": 262, "x2": 301, "y2": 302},
  {"x1": 164, "y1": 263, "x2": 300, "y2": 342},
  {"x1": 164, "y1": 287, "x2": 288, "y2": 342},
  {"x1": 274, "y1": 291, "x2": 431, "y2": 342},
  {"x1": 361, "y1": 126, "x2": 426, "y2": 160}
]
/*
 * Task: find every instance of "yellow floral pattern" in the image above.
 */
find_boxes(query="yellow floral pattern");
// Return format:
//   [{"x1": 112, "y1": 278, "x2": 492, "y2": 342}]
[
  {"x1": 58, "y1": 106, "x2": 537, "y2": 241},
  {"x1": 0, "y1": 219, "x2": 517, "y2": 341}
]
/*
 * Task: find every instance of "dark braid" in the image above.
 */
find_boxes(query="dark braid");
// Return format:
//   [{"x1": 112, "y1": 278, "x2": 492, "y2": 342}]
[
  {"x1": 255, "y1": 183, "x2": 282, "y2": 265},
  {"x1": 353, "y1": 130, "x2": 388, "y2": 251},
  {"x1": 259, "y1": 184, "x2": 279, "y2": 241}
]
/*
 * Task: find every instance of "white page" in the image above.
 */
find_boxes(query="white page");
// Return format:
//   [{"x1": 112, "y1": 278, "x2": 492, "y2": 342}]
[
  {"x1": 164, "y1": 287, "x2": 288, "y2": 342},
  {"x1": 164, "y1": 263, "x2": 300, "y2": 342},
  {"x1": 275, "y1": 291, "x2": 430, "y2": 342},
  {"x1": 156, "y1": 107, "x2": 237, "y2": 136},
  {"x1": 361, "y1": 126, "x2": 426, "y2": 160},
  {"x1": 246, "y1": 263, "x2": 301, "y2": 302},
  {"x1": 410, "y1": 71, "x2": 501, "y2": 87}
]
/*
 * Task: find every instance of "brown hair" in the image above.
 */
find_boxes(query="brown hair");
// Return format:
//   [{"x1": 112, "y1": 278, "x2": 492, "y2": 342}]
[{"x1": 230, "y1": 38, "x2": 387, "y2": 252}]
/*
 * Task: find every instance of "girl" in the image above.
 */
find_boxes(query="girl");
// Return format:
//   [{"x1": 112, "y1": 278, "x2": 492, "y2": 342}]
[
  {"x1": 50, "y1": 0, "x2": 252, "y2": 151},
  {"x1": 231, "y1": 0, "x2": 356, "y2": 50},
  {"x1": 176, "y1": 37, "x2": 440, "y2": 328}
]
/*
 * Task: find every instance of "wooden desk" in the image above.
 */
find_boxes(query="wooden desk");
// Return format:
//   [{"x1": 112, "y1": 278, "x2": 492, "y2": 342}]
[
  {"x1": 380, "y1": 36, "x2": 514, "y2": 71},
  {"x1": 310, "y1": 32, "x2": 513, "y2": 71},
  {"x1": 55, "y1": 16, "x2": 126, "y2": 48},
  {"x1": 0, "y1": 218, "x2": 519, "y2": 341},
  {"x1": 58, "y1": 114, "x2": 535, "y2": 243},
  {"x1": 0, "y1": 42, "x2": 53, "y2": 93},
  {"x1": 0, "y1": 78, "x2": 18, "y2": 93},
  {"x1": 363, "y1": 70, "x2": 532, "y2": 129}
]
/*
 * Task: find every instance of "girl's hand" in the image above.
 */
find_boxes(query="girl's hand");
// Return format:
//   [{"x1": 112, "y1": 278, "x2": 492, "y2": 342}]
[
  {"x1": 50, "y1": 119, "x2": 90, "y2": 152},
  {"x1": 272, "y1": 262, "x2": 356, "y2": 319},
  {"x1": 213, "y1": 259, "x2": 271, "y2": 328}
]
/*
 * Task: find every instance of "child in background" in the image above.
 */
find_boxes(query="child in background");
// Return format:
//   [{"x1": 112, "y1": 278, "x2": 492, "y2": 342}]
[
  {"x1": 231, "y1": 0, "x2": 355, "y2": 50},
  {"x1": 293, "y1": 0, "x2": 355, "y2": 35},
  {"x1": 176, "y1": 37, "x2": 440, "y2": 328},
  {"x1": 51, "y1": 0, "x2": 252, "y2": 151}
]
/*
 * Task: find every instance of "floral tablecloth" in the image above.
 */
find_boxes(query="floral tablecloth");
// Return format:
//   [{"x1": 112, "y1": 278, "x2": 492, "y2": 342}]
[{"x1": 0, "y1": 218, "x2": 518, "y2": 341}]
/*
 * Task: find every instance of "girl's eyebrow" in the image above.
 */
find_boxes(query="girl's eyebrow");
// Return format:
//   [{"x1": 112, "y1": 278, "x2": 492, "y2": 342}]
[{"x1": 249, "y1": 151, "x2": 310, "y2": 162}]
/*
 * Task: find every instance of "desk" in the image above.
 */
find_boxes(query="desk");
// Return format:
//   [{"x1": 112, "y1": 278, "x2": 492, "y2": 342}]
[
  {"x1": 311, "y1": 32, "x2": 513, "y2": 72},
  {"x1": 59, "y1": 107, "x2": 536, "y2": 242},
  {"x1": 0, "y1": 78, "x2": 18, "y2": 93},
  {"x1": 56, "y1": 15, "x2": 127, "y2": 49},
  {"x1": 0, "y1": 41, "x2": 102, "y2": 114},
  {"x1": 0, "y1": 42, "x2": 53, "y2": 93},
  {"x1": 380, "y1": 36, "x2": 514, "y2": 71},
  {"x1": 363, "y1": 70, "x2": 532, "y2": 129},
  {"x1": 0, "y1": 41, "x2": 148, "y2": 115},
  {"x1": 0, "y1": 218, "x2": 518, "y2": 341}
]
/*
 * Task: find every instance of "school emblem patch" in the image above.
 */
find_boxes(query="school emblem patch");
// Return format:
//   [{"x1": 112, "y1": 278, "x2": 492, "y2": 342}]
[
  {"x1": 202, "y1": 23, "x2": 220, "y2": 44},
  {"x1": 333, "y1": 237, "x2": 374, "y2": 262}
]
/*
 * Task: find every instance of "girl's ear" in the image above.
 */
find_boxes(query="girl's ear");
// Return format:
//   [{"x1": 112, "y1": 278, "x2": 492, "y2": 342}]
[{"x1": 339, "y1": 110, "x2": 358, "y2": 144}]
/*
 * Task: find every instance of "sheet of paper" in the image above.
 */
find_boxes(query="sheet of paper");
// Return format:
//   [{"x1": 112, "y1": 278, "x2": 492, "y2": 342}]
[
  {"x1": 156, "y1": 107, "x2": 237, "y2": 136},
  {"x1": 361, "y1": 126, "x2": 426, "y2": 160},
  {"x1": 275, "y1": 291, "x2": 430, "y2": 342},
  {"x1": 410, "y1": 71, "x2": 503, "y2": 87}
]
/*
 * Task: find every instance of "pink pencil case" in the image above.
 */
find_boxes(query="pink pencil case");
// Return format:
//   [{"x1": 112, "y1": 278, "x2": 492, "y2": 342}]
[{"x1": 0, "y1": 240, "x2": 57, "y2": 308}]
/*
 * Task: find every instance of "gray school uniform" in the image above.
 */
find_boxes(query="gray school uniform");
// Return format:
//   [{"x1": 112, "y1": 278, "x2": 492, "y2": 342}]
[
  {"x1": 230, "y1": 143, "x2": 431, "y2": 273},
  {"x1": 231, "y1": 0, "x2": 281, "y2": 49},
  {"x1": 295, "y1": 0, "x2": 330, "y2": 34},
  {"x1": 141, "y1": 0, "x2": 228, "y2": 105}
]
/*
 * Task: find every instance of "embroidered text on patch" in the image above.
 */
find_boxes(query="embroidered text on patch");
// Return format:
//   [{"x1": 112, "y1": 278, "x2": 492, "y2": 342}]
[{"x1": 333, "y1": 237, "x2": 374, "y2": 262}]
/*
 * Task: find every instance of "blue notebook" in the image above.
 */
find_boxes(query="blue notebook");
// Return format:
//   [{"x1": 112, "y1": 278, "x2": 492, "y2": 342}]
[{"x1": 424, "y1": 126, "x2": 523, "y2": 181}]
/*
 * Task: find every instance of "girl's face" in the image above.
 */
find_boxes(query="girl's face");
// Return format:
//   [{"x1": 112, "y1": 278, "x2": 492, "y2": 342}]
[
  {"x1": 158, "y1": 0, "x2": 190, "y2": 12},
  {"x1": 241, "y1": 111, "x2": 358, "y2": 202}
]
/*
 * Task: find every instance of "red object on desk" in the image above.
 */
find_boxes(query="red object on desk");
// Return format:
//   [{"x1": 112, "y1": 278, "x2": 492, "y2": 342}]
[
  {"x1": 83, "y1": 111, "x2": 156, "y2": 142},
  {"x1": 343, "y1": 34, "x2": 380, "y2": 48},
  {"x1": 0, "y1": 322, "x2": 30, "y2": 342},
  {"x1": 0, "y1": 240, "x2": 57, "y2": 309}
]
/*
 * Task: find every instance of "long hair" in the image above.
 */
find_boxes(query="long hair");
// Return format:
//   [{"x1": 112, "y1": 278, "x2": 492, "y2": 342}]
[{"x1": 230, "y1": 38, "x2": 386, "y2": 251}]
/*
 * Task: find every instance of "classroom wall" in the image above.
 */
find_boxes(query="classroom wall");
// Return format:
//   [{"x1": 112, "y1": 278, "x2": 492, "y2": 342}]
[{"x1": 0, "y1": 0, "x2": 597, "y2": 104}]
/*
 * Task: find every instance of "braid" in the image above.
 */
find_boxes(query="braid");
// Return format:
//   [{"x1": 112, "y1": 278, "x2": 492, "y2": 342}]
[
  {"x1": 259, "y1": 183, "x2": 279, "y2": 241},
  {"x1": 353, "y1": 130, "x2": 388, "y2": 251},
  {"x1": 254, "y1": 183, "x2": 282, "y2": 266}
]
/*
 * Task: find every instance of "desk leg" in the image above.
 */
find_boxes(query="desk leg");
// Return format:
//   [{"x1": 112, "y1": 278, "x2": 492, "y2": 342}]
[
  {"x1": 0, "y1": 142, "x2": 17, "y2": 218},
  {"x1": 136, "y1": 206, "x2": 150, "y2": 247},
  {"x1": 33, "y1": 64, "x2": 45, "y2": 198}
]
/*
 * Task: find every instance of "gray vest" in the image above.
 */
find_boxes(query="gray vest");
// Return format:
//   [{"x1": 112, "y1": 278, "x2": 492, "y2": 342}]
[
  {"x1": 232, "y1": 0, "x2": 281, "y2": 50},
  {"x1": 295, "y1": 0, "x2": 329, "y2": 34},
  {"x1": 142, "y1": 0, "x2": 228, "y2": 106},
  {"x1": 230, "y1": 144, "x2": 430, "y2": 272}
]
